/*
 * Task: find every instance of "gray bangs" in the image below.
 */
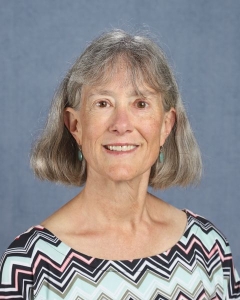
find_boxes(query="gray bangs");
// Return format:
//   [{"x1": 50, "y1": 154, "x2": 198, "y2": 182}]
[{"x1": 67, "y1": 32, "x2": 175, "y2": 111}]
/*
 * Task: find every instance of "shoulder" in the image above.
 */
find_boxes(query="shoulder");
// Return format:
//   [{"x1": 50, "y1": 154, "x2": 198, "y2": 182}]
[
  {"x1": 0, "y1": 226, "x2": 61, "y2": 278},
  {"x1": 185, "y1": 210, "x2": 227, "y2": 240},
  {"x1": 0, "y1": 226, "x2": 64, "y2": 297},
  {"x1": 184, "y1": 209, "x2": 232, "y2": 256},
  {"x1": 186, "y1": 209, "x2": 224, "y2": 231},
  {"x1": 185, "y1": 210, "x2": 240, "y2": 297},
  {"x1": 2, "y1": 225, "x2": 60, "y2": 254}
]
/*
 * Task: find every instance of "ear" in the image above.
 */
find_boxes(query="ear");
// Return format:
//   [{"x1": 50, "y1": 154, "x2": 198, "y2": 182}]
[
  {"x1": 64, "y1": 107, "x2": 82, "y2": 145},
  {"x1": 160, "y1": 108, "x2": 176, "y2": 146}
]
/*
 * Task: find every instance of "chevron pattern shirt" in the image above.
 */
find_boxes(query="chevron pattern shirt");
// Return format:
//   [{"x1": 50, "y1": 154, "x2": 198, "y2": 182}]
[{"x1": 0, "y1": 210, "x2": 240, "y2": 299}]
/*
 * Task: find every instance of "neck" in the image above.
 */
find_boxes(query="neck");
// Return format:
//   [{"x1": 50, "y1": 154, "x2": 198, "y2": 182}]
[{"x1": 76, "y1": 170, "x2": 152, "y2": 228}]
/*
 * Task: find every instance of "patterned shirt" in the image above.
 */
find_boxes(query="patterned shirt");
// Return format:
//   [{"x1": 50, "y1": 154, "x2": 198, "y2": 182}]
[{"x1": 0, "y1": 210, "x2": 240, "y2": 299}]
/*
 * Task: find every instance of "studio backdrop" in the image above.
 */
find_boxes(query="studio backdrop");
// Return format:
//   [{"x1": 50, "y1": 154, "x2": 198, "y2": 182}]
[{"x1": 0, "y1": 0, "x2": 240, "y2": 270}]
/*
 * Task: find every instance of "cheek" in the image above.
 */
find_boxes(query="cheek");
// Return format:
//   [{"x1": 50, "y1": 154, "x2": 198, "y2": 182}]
[
  {"x1": 81, "y1": 117, "x2": 104, "y2": 147},
  {"x1": 82, "y1": 127, "x2": 98, "y2": 144},
  {"x1": 142, "y1": 118, "x2": 162, "y2": 140}
]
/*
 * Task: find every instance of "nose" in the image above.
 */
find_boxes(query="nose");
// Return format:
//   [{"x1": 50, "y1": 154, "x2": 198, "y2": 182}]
[{"x1": 109, "y1": 106, "x2": 134, "y2": 135}]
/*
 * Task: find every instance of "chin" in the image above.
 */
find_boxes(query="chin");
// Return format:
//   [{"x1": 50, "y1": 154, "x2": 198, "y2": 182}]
[
  {"x1": 105, "y1": 166, "x2": 148, "y2": 183},
  {"x1": 107, "y1": 173, "x2": 134, "y2": 182}
]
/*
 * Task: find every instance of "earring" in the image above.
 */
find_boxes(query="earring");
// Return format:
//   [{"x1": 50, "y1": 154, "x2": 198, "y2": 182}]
[
  {"x1": 159, "y1": 146, "x2": 164, "y2": 163},
  {"x1": 78, "y1": 147, "x2": 83, "y2": 162}
]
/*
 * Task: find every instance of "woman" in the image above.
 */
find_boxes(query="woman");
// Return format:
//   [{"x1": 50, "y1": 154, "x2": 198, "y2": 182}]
[{"x1": 0, "y1": 29, "x2": 239, "y2": 299}]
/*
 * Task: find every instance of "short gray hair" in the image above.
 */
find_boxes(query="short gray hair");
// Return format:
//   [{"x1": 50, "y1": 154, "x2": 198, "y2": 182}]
[{"x1": 31, "y1": 29, "x2": 202, "y2": 189}]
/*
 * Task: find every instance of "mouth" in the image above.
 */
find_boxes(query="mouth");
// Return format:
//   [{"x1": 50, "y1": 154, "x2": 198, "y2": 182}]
[{"x1": 103, "y1": 144, "x2": 138, "y2": 152}]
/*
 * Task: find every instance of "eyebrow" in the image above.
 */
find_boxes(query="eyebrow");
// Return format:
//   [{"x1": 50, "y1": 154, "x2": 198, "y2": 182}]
[
  {"x1": 88, "y1": 90, "x2": 115, "y2": 98},
  {"x1": 88, "y1": 88, "x2": 158, "y2": 98}
]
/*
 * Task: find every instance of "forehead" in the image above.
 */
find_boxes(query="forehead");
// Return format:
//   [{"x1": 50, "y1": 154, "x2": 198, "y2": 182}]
[
  {"x1": 85, "y1": 87, "x2": 160, "y2": 100},
  {"x1": 83, "y1": 63, "x2": 160, "y2": 98},
  {"x1": 83, "y1": 55, "x2": 161, "y2": 91}
]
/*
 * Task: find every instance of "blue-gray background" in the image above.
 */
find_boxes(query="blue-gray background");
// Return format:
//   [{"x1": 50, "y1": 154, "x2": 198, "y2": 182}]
[{"x1": 1, "y1": 1, "x2": 240, "y2": 271}]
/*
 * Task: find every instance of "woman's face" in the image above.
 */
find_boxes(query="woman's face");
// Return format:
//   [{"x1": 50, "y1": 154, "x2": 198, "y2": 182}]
[{"x1": 66, "y1": 66, "x2": 175, "y2": 183}]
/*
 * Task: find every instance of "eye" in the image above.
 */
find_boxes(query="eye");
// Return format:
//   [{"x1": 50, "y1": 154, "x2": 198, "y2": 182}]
[
  {"x1": 135, "y1": 100, "x2": 149, "y2": 109},
  {"x1": 96, "y1": 100, "x2": 110, "y2": 108}
]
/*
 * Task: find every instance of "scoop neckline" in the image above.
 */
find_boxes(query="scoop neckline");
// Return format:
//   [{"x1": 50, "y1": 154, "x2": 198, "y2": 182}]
[{"x1": 38, "y1": 209, "x2": 192, "y2": 263}]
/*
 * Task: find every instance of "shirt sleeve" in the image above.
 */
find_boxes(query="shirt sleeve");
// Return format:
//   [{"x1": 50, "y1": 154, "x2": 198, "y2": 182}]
[
  {"x1": 0, "y1": 238, "x2": 34, "y2": 299},
  {"x1": 222, "y1": 243, "x2": 240, "y2": 299}
]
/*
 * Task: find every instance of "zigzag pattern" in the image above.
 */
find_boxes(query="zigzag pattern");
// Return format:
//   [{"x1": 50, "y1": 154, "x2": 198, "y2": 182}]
[{"x1": 0, "y1": 211, "x2": 239, "y2": 299}]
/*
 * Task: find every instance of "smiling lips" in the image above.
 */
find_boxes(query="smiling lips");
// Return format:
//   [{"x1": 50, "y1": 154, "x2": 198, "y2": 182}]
[{"x1": 104, "y1": 145, "x2": 138, "y2": 152}]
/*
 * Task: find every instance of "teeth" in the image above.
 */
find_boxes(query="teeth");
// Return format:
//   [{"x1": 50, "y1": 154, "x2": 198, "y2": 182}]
[{"x1": 107, "y1": 145, "x2": 137, "y2": 151}]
